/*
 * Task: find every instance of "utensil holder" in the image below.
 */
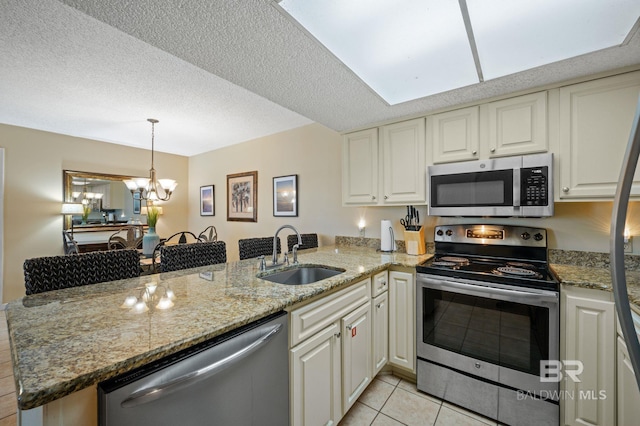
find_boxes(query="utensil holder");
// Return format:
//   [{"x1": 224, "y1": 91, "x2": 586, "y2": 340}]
[{"x1": 404, "y1": 227, "x2": 426, "y2": 255}]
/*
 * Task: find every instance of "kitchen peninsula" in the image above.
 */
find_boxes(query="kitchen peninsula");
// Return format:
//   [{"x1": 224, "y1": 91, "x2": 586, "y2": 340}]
[{"x1": 6, "y1": 245, "x2": 430, "y2": 422}]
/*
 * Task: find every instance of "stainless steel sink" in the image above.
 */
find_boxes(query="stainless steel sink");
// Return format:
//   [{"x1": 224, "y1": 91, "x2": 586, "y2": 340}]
[{"x1": 258, "y1": 265, "x2": 345, "y2": 285}]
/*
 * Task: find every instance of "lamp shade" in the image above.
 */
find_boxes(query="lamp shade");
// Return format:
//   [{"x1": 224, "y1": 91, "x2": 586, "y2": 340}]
[
  {"x1": 140, "y1": 206, "x2": 164, "y2": 215},
  {"x1": 61, "y1": 203, "x2": 84, "y2": 214}
]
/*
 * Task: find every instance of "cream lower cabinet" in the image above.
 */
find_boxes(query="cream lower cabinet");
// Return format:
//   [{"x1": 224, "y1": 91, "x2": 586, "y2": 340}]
[
  {"x1": 289, "y1": 278, "x2": 372, "y2": 426},
  {"x1": 342, "y1": 301, "x2": 372, "y2": 412},
  {"x1": 562, "y1": 285, "x2": 615, "y2": 426},
  {"x1": 290, "y1": 323, "x2": 342, "y2": 426},
  {"x1": 388, "y1": 270, "x2": 415, "y2": 372},
  {"x1": 616, "y1": 334, "x2": 640, "y2": 425},
  {"x1": 372, "y1": 270, "x2": 389, "y2": 376}
]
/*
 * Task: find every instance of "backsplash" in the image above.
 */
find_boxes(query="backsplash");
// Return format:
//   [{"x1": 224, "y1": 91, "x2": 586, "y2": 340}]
[
  {"x1": 336, "y1": 236, "x2": 640, "y2": 270},
  {"x1": 549, "y1": 249, "x2": 640, "y2": 270},
  {"x1": 335, "y1": 236, "x2": 434, "y2": 255}
]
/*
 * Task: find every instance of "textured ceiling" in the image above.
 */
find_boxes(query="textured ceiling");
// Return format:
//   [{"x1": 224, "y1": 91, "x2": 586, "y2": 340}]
[{"x1": 1, "y1": 0, "x2": 640, "y2": 156}]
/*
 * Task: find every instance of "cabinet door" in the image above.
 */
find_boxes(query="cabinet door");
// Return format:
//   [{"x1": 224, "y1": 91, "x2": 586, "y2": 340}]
[
  {"x1": 388, "y1": 270, "x2": 415, "y2": 372},
  {"x1": 342, "y1": 302, "x2": 372, "y2": 413},
  {"x1": 291, "y1": 323, "x2": 342, "y2": 426},
  {"x1": 372, "y1": 291, "x2": 389, "y2": 377},
  {"x1": 381, "y1": 118, "x2": 426, "y2": 204},
  {"x1": 562, "y1": 287, "x2": 615, "y2": 426},
  {"x1": 108, "y1": 181, "x2": 126, "y2": 210},
  {"x1": 342, "y1": 128, "x2": 379, "y2": 205},
  {"x1": 617, "y1": 335, "x2": 640, "y2": 425},
  {"x1": 487, "y1": 91, "x2": 548, "y2": 157},
  {"x1": 558, "y1": 71, "x2": 640, "y2": 199},
  {"x1": 428, "y1": 106, "x2": 479, "y2": 164}
]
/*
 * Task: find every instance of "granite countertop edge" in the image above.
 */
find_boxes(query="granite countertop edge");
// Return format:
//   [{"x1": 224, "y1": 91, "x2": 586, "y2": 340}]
[{"x1": 6, "y1": 245, "x2": 430, "y2": 410}]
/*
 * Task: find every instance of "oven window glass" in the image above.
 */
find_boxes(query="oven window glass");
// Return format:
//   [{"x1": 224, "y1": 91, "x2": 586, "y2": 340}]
[
  {"x1": 422, "y1": 288, "x2": 549, "y2": 376},
  {"x1": 431, "y1": 170, "x2": 513, "y2": 207}
]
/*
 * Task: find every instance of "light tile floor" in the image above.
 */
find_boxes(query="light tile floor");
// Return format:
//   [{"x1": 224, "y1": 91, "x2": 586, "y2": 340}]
[{"x1": 340, "y1": 373, "x2": 498, "y2": 426}]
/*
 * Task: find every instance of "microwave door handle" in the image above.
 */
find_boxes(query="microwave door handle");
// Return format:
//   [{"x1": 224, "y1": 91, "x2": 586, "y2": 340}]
[
  {"x1": 422, "y1": 277, "x2": 557, "y2": 305},
  {"x1": 513, "y1": 168, "x2": 521, "y2": 207}
]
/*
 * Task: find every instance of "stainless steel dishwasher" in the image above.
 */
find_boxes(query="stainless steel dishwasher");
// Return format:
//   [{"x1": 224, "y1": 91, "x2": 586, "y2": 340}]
[{"x1": 98, "y1": 311, "x2": 289, "y2": 426}]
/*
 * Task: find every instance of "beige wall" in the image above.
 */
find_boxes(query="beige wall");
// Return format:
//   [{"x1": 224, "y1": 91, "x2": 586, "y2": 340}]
[
  {"x1": 0, "y1": 124, "x2": 189, "y2": 303},
  {"x1": 1, "y1": 122, "x2": 638, "y2": 303},
  {"x1": 187, "y1": 123, "x2": 640, "y2": 264}
]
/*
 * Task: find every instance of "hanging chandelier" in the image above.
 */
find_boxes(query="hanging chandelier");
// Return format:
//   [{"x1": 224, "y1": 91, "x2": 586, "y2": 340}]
[{"x1": 124, "y1": 119, "x2": 177, "y2": 202}]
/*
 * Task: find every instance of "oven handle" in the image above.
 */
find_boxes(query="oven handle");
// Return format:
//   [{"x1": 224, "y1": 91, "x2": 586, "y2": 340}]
[{"x1": 419, "y1": 276, "x2": 558, "y2": 305}]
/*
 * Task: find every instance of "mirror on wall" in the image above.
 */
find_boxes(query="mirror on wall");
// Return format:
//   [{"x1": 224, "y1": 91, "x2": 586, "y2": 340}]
[{"x1": 63, "y1": 170, "x2": 144, "y2": 229}]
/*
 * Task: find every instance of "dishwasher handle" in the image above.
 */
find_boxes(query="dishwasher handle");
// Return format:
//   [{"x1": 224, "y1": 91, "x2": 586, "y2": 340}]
[{"x1": 120, "y1": 322, "x2": 283, "y2": 408}]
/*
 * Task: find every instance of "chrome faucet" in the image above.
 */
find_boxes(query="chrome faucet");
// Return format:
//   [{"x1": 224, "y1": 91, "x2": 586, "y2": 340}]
[{"x1": 272, "y1": 225, "x2": 302, "y2": 265}]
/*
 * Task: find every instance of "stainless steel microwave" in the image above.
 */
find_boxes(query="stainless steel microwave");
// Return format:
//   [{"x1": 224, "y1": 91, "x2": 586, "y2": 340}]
[{"x1": 427, "y1": 153, "x2": 553, "y2": 217}]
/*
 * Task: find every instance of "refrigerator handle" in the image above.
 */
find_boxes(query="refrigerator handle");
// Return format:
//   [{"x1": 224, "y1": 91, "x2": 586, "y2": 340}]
[
  {"x1": 611, "y1": 94, "x2": 640, "y2": 392},
  {"x1": 120, "y1": 322, "x2": 283, "y2": 408}
]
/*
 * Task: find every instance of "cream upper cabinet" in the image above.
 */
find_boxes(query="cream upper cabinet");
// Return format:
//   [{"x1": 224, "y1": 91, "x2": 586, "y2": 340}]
[
  {"x1": 342, "y1": 128, "x2": 379, "y2": 205},
  {"x1": 562, "y1": 286, "x2": 615, "y2": 426},
  {"x1": 486, "y1": 91, "x2": 548, "y2": 157},
  {"x1": 380, "y1": 118, "x2": 426, "y2": 204},
  {"x1": 428, "y1": 106, "x2": 480, "y2": 164},
  {"x1": 428, "y1": 92, "x2": 547, "y2": 164},
  {"x1": 342, "y1": 118, "x2": 426, "y2": 205},
  {"x1": 557, "y1": 71, "x2": 640, "y2": 200}
]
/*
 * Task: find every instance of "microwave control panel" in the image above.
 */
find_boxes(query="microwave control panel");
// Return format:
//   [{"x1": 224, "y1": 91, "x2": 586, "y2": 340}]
[{"x1": 520, "y1": 166, "x2": 548, "y2": 206}]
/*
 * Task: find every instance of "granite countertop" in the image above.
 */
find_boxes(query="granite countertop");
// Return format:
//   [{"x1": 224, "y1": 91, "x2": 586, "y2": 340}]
[
  {"x1": 5, "y1": 245, "x2": 430, "y2": 410},
  {"x1": 552, "y1": 263, "x2": 640, "y2": 311}
]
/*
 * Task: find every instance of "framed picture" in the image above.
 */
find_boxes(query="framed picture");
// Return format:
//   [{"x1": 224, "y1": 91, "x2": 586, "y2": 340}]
[
  {"x1": 200, "y1": 185, "x2": 215, "y2": 216},
  {"x1": 273, "y1": 174, "x2": 298, "y2": 217},
  {"x1": 227, "y1": 171, "x2": 258, "y2": 222},
  {"x1": 133, "y1": 192, "x2": 141, "y2": 214}
]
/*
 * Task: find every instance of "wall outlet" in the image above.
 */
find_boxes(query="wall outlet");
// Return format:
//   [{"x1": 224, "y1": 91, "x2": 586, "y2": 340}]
[{"x1": 625, "y1": 236, "x2": 633, "y2": 253}]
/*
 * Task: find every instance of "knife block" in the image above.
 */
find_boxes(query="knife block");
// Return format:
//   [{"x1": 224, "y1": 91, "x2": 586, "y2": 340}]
[{"x1": 403, "y1": 227, "x2": 426, "y2": 255}]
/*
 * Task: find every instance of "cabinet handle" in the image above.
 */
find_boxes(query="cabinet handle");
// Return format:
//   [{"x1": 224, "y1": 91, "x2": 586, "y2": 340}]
[
  {"x1": 376, "y1": 302, "x2": 384, "y2": 309},
  {"x1": 384, "y1": 195, "x2": 388, "y2": 200},
  {"x1": 472, "y1": 150, "x2": 477, "y2": 155},
  {"x1": 490, "y1": 148, "x2": 496, "y2": 153},
  {"x1": 562, "y1": 187, "x2": 569, "y2": 193},
  {"x1": 380, "y1": 280, "x2": 387, "y2": 288},
  {"x1": 335, "y1": 332, "x2": 341, "y2": 339},
  {"x1": 346, "y1": 325, "x2": 353, "y2": 331},
  {"x1": 372, "y1": 196, "x2": 376, "y2": 200}
]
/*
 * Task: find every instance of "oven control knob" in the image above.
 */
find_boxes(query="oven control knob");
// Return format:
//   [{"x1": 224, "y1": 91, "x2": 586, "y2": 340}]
[
  {"x1": 445, "y1": 229, "x2": 453, "y2": 236},
  {"x1": 521, "y1": 232, "x2": 530, "y2": 240},
  {"x1": 436, "y1": 229, "x2": 444, "y2": 236},
  {"x1": 534, "y1": 233, "x2": 544, "y2": 241}
]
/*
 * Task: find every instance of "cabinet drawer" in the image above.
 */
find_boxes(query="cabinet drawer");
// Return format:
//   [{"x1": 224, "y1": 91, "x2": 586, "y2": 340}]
[
  {"x1": 291, "y1": 278, "x2": 371, "y2": 347},
  {"x1": 372, "y1": 271, "x2": 388, "y2": 298}
]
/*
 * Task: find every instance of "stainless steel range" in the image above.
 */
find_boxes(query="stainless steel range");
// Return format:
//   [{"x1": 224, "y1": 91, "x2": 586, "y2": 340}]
[{"x1": 416, "y1": 224, "x2": 559, "y2": 426}]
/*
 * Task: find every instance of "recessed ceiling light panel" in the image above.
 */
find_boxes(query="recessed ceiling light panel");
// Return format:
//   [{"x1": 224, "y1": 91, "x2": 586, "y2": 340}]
[
  {"x1": 466, "y1": 0, "x2": 640, "y2": 80},
  {"x1": 278, "y1": 0, "x2": 479, "y2": 105}
]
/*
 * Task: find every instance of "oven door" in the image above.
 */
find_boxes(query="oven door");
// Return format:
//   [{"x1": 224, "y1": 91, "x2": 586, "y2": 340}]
[{"x1": 416, "y1": 274, "x2": 559, "y2": 396}]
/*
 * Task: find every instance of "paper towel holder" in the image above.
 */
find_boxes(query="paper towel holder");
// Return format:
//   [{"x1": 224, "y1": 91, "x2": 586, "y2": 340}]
[{"x1": 380, "y1": 225, "x2": 396, "y2": 253}]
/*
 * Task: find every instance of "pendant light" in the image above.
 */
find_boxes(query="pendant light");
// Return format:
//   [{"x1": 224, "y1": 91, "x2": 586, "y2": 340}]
[{"x1": 124, "y1": 119, "x2": 177, "y2": 202}]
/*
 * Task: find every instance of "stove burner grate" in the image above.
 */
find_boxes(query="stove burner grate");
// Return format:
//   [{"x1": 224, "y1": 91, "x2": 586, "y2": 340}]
[
  {"x1": 495, "y1": 266, "x2": 541, "y2": 278},
  {"x1": 432, "y1": 261, "x2": 458, "y2": 267},
  {"x1": 439, "y1": 256, "x2": 470, "y2": 265}
]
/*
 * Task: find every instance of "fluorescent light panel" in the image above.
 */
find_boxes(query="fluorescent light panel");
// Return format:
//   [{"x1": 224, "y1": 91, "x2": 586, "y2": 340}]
[{"x1": 277, "y1": 0, "x2": 640, "y2": 105}]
